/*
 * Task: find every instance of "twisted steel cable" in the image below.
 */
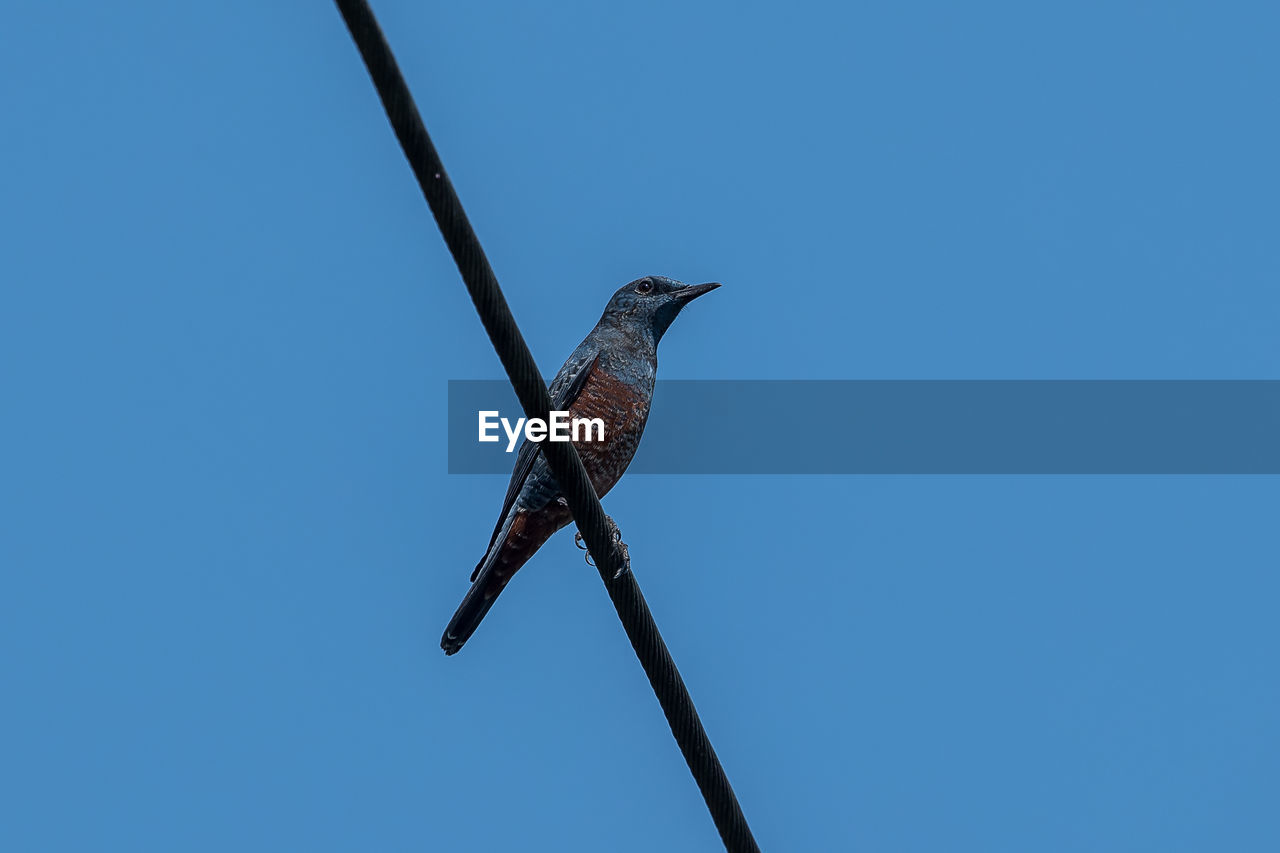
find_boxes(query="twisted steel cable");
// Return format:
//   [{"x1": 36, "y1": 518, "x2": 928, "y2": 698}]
[{"x1": 333, "y1": 3, "x2": 761, "y2": 849}]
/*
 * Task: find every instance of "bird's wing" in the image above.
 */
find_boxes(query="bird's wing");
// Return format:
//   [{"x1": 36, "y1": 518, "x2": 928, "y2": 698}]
[{"x1": 471, "y1": 349, "x2": 600, "y2": 581}]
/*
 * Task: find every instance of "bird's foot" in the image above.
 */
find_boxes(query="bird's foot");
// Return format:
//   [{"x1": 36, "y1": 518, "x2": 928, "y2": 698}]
[
  {"x1": 574, "y1": 516, "x2": 630, "y2": 580},
  {"x1": 603, "y1": 514, "x2": 630, "y2": 580}
]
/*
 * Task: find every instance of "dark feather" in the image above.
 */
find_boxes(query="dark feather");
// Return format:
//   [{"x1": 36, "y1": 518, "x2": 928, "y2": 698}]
[{"x1": 471, "y1": 350, "x2": 600, "y2": 581}]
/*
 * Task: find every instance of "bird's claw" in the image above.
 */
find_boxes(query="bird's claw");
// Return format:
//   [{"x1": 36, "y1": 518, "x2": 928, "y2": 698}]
[
  {"x1": 604, "y1": 514, "x2": 630, "y2": 580},
  {"x1": 574, "y1": 530, "x2": 594, "y2": 566},
  {"x1": 611, "y1": 540, "x2": 630, "y2": 580},
  {"x1": 573, "y1": 516, "x2": 631, "y2": 579}
]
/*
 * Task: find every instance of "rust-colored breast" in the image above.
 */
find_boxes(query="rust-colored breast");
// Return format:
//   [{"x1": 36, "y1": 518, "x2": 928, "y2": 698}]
[
  {"x1": 484, "y1": 366, "x2": 650, "y2": 593},
  {"x1": 568, "y1": 368, "x2": 651, "y2": 499}
]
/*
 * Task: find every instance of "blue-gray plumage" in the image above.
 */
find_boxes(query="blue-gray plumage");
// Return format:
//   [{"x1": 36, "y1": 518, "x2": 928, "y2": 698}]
[{"x1": 442, "y1": 275, "x2": 720, "y2": 655}]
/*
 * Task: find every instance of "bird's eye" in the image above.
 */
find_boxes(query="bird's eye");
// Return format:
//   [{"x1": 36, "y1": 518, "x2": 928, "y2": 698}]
[{"x1": 635, "y1": 278, "x2": 654, "y2": 294}]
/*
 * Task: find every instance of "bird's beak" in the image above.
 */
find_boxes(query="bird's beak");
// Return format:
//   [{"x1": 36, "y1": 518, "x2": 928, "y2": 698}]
[{"x1": 672, "y1": 282, "x2": 721, "y2": 302}]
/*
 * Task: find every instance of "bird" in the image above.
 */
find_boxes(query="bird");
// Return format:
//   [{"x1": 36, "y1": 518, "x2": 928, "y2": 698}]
[{"x1": 441, "y1": 275, "x2": 720, "y2": 655}]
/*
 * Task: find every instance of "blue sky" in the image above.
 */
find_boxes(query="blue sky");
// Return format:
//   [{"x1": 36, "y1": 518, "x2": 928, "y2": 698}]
[{"x1": 2, "y1": 1, "x2": 1277, "y2": 850}]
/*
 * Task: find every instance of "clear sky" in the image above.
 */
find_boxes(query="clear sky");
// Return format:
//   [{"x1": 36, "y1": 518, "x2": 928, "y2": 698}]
[{"x1": 2, "y1": 1, "x2": 1277, "y2": 851}]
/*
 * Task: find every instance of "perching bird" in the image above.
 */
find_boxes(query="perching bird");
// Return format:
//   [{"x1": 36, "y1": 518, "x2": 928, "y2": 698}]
[{"x1": 442, "y1": 275, "x2": 720, "y2": 655}]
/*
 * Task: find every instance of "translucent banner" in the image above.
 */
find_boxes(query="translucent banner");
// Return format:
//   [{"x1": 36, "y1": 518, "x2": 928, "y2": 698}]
[{"x1": 447, "y1": 380, "x2": 1280, "y2": 474}]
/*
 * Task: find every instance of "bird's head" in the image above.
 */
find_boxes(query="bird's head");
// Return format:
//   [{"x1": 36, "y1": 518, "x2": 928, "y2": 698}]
[{"x1": 599, "y1": 275, "x2": 720, "y2": 344}]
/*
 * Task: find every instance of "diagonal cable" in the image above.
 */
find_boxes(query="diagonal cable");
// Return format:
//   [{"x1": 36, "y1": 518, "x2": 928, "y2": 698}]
[{"x1": 332, "y1": 2, "x2": 761, "y2": 850}]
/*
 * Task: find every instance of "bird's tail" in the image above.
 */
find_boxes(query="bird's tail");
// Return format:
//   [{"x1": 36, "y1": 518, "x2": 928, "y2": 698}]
[
  {"x1": 440, "y1": 571, "x2": 505, "y2": 656},
  {"x1": 441, "y1": 510, "x2": 556, "y2": 655}
]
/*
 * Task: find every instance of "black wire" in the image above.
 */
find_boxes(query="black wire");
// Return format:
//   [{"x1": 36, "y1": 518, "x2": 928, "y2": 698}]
[{"x1": 332, "y1": 2, "x2": 762, "y2": 850}]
